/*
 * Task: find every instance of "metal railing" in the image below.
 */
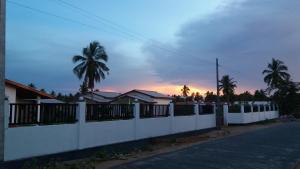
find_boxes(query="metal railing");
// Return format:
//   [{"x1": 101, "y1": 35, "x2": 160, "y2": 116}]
[
  {"x1": 86, "y1": 104, "x2": 134, "y2": 121},
  {"x1": 140, "y1": 104, "x2": 169, "y2": 118},
  {"x1": 199, "y1": 105, "x2": 214, "y2": 114},
  {"x1": 174, "y1": 104, "x2": 195, "y2": 116},
  {"x1": 9, "y1": 104, "x2": 77, "y2": 127}
]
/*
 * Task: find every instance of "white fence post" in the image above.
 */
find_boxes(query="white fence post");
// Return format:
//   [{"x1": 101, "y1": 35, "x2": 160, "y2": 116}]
[
  {"x1": 169, "y1": 103, "x2": 174, "y2": 134},
  {"x1": 241, "y1": 103, "x2": 245, "y2": 123},
  {"x1": 37, "y1": 98, "x2": 41, "y2": 123},
  {"x1": 134, "y1": 103, "x2": 140, "y2": 140},
  {"x1": 194, "y1": 103, "x2": 199, "y2": 130},
  {"x1": 4, "y1": 97, "x2": 9, "y2": 130},
  {"x1": 77, "y1": 97, "x2": 86, "y2": 149},
  {"x1": 223, "y1": 103, "x2": 228, "y2": 126},
  {"x1": 250, "y1": 104, "x2": 254, "y2": 112}
]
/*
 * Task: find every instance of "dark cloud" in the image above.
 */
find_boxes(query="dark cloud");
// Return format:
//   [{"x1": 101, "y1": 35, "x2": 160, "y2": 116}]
[{"x1": 144, "y1": 0, "x2": 300, "y2": 92}]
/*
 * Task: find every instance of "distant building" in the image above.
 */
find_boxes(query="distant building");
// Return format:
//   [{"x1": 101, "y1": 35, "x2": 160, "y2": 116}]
[
  {"x1": 5, "y1": 79, "x2": 54, "y2": 103},
  {"x1": 83, "y1": 91, "x2": 121, "y2": 103},
  {"x1": 111, "y1": 89, "x2": 173, "y2": 104}
]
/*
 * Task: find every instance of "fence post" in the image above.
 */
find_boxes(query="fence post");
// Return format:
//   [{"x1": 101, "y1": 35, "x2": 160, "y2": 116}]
[
  {"x1": 37, "y1": 97, "x2": 41, "y2": 123},
  {"x1": 240, "y1": 103, "x2": 245, "y2": 123},
  {"x1": 169, "y1": 103, "x2": 174, "y2": 134},
  {"x1": 4, "y1": 97, "x2": 9, "y2": 129},
  {"x1": 223, "y1": 103, "x2": 228, "y2": 126},
  {"x1": 134, "y1": 103, "x2": 140, "y2": 140},
  {"x1": 77, "y1": 97, "x2": 86, "y2": 149},
  {"x1": 250, "y1": 104, "x2": 254, "y2": 112},
  {"x1": 194, "y1": 103, "x2": 199, "y2": 130}
]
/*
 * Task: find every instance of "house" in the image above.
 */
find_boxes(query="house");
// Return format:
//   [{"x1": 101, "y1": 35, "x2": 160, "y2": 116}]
[
  {"x1": 83, "y1": 91, "x2": 121, "y2": 103},
  {"x1": 5, "y1": 79, "x2": 54, "y2": 103},
  {"x1": 111, "y1": 89, "x2": 173, "y2": 104}
]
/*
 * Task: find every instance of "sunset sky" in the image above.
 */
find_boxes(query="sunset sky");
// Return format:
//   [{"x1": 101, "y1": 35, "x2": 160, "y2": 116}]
[{"x1": 6, "y1": 0, "x2": 300, "y2": 95}]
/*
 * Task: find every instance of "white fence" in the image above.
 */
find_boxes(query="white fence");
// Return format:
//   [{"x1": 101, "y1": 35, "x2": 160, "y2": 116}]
[
  {"x1": 224, "y1": 104, "x2": 279, "y2": 125},
  {"x1": 4, "y1": 101, "x2": 216, "y2": 161}
]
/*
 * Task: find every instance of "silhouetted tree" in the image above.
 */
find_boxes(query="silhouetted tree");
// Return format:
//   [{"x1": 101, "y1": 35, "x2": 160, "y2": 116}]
[
  {"x1": 253, "y1": 90, "x2": 268, "y2": 101},
  {"x1": 73, "y1": 41, "x2": 109, "y2": 94},
  {"x1": 263, "y1": 58, "x2": 290, "y2": 93},
  {"x1": 181, "y1": 85, "x2": 190, "y2": 97},
  {"x1": 50, "y1": 91, "x2": 56, "y2": 97},
  {"x1": 237, "y1": 91, "x2": 253, "y2": 102},
  {"x1": 219, "y1": 75, "x2": 237, "y2": 103},
  {"x1": 194, "y1": 92, "x2": 203, "y2": 102},
  {"x1": 79, "y1": 80, "x2": 89, "y2": 94},
  {"x1": 205, "y1": 91, "x2": 217, "y2": 102},
  {"x1": 28, "y1": 83, "x2": 36, "y2": 89},
  {"x1": 272, "y1": 78, "x2": 300, "y2": 115}
]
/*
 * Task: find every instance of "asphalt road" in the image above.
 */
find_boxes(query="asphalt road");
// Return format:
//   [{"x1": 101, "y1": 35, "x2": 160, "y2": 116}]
[{"x1": 112, "y1": 122, "x2": 300, "y2": 169}]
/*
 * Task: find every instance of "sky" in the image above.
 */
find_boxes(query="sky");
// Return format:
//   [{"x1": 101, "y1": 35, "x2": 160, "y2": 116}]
[{"x1": 6, "y1": 0, "x2": 300, "y2": 95}]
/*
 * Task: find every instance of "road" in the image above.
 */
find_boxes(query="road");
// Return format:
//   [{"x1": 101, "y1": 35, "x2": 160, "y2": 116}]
[{"x1": 112, "y1": 122, "x2": 300, "y2": 169}]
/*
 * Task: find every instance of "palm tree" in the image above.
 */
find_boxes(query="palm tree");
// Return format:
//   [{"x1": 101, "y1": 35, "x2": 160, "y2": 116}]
[
  {"x1": 262, "y1": 58, "x2": 290, "y2": 91},
  {"x1": 181, "y1": 85, "x2": 190, "y2": 97},
  {"x1": 219, "y1": 75, "x2": 237, "y2": 103},
  {"x1": 73, "y1": 41, "x2": 109, "y2": 95}
]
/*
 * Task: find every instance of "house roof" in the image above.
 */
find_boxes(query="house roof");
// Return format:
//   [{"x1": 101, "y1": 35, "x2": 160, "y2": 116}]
[
  {"x1": 83, "y1": 94, "x2": 111, "y2": 103},
  {"x1": 93, "y1": 91, "x2": 121, "y2": 99},
  {"x1": 110, "y1": 89, "x2": 172, "y2": 103},
  {"x1": 121, "y1": 89, "x2": 173, "y2": 100},
  {"x1": 5, "y1": 79, "x2": 54, "y2": 99}
]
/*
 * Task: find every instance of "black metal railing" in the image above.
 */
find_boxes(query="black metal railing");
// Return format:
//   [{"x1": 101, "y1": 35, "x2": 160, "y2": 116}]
[
  {"x1": 40, "y1": 104, "x2": 77, "y2": 124},
  {"x1": 199, "y1": 105, "x2": 214, "y2": 114},
  {"x1": 244, "y1": 104, "x2": 252, "y2": 113},
  {"x1": 228, "y1": 105, "x2": 241, "y2": 113},
  {"x1": 9, "y1": 104, "x2": 39, "y2": 126},
  {"x1": 259, "y1": 105, "x2": 265, "y2": 112},
  {"x1": 270, "y1": 104, "x2": 274, "y2": 111},
  {"x1": 174, "y1": 105, "x2": 195, "y2": 116},
  {"x1": 9, "y1": 103, "x2": 77, "y2": 127},
  {"x1": 265, "y1": 105, "x2": 270, "y2": 111},
  {"x1": 253, "y1": 105, "x2": 259, "y2": 112},
  {"x1": 140, "y1": 104, "x2": 169, "y2": 118},
  {"x1": 86, "y1": 104, "x2": 134, "y2": 121}
]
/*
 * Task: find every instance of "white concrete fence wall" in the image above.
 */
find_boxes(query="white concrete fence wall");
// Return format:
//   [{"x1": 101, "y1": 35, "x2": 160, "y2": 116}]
[
  {"x1": 224, "y1": 103, "x2": 279, "y2": 125},
  {"x1": 4, "y1": 101, "x2": 216, "y2": 161}
]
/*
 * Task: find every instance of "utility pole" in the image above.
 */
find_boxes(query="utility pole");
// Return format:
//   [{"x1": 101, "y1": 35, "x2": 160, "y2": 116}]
[
  {"x1": 0, "y1": 0, "x2": 5, "y2": 162},
  {"x1": 216, "y1": 58, "x2": 222, "y2": 129}
]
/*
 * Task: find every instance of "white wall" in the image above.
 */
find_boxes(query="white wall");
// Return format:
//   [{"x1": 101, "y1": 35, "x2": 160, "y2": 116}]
[
  {"x1": 5, "y1": 124, "x2": 78, "y2": 161},
  {"x1": 136, "y1": 117, "x2": 171, "y2": 139},
  {"x1": 4, "y1": 102, "x2": 216, "y2": 161},
  {"x1": 80, "y1": 120, "x2": 135, "y2": 149},
  {"x1": 153, "y1": 98, "x2": 172, "y2": 105},
  {"x1": 5, "y1": 85, "x2": 16, "y2": 103},
  {"x1": 226, "y1": 104, "x2": 279, "y2": 124}
]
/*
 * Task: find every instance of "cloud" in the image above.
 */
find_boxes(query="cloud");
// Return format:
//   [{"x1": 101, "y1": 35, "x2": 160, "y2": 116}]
[{"x1": 144, "y1": 0, "x2": 300, "y2": 93}]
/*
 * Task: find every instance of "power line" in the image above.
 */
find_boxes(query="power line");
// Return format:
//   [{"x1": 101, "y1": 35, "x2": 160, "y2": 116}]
[
  {"x1": 9, "y1": 0, "x2": 215, "y2": 65},
  {"x1": 51, "y1": 0, "x2": 215, "y2": 65}
]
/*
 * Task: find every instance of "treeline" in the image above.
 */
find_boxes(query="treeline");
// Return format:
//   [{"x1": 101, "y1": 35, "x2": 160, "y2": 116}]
[{"x1": 173, "y1": 89, "x2": 269, "y2": 103}]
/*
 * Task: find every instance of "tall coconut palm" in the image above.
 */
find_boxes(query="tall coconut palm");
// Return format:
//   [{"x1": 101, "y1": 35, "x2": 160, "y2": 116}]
[
  {"x1": 73, "y1": 41, "x2": 109, "y2": 94},
  {"x1": 181, "y1": 85, "x2": 190, "y2": 97},
  {"x1": 262, "y1": 58, "x2": 290, "y2": 91},
  {"x1": 219, "y1": 75, "x2": 237, "y2": 103}
]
